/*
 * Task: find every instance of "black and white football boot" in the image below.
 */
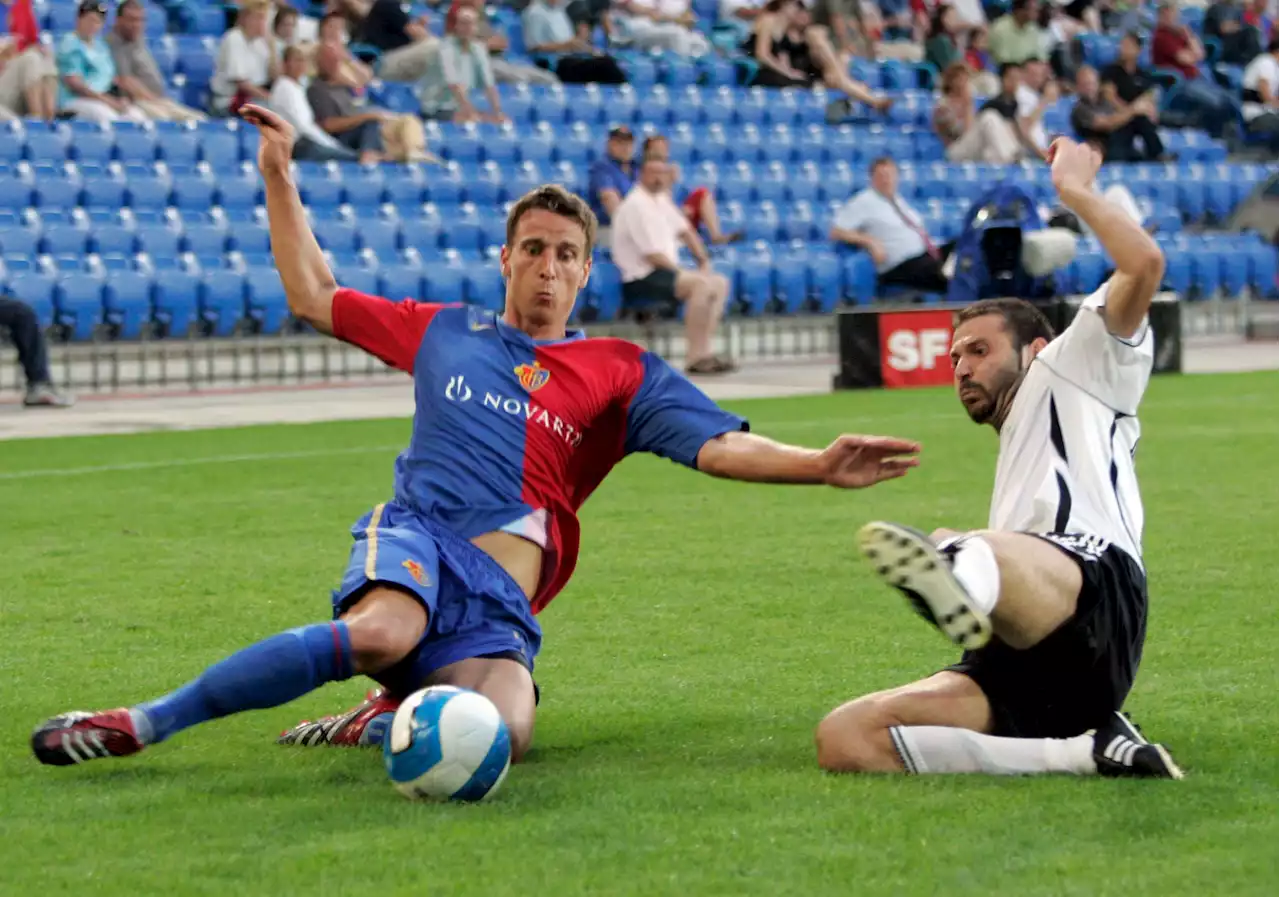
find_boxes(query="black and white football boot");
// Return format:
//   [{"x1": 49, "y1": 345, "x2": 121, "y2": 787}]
[{"x1": 1092, "y1": 710, "x2": 1185, "y2": 780}]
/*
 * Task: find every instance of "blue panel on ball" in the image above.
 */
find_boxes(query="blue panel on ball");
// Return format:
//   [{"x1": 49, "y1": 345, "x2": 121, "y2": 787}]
[
  {"x1": 383, "y1": 691, "x2": 451, "y2": 784},
  {"x1": 450, "y1": 720, "x2": 511, "y2": 802}
]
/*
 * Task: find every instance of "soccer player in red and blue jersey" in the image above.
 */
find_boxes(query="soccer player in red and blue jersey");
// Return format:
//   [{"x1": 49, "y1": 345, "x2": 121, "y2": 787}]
[{"x1": 31, "y1": 105, "x2": 921, "y2": 770}]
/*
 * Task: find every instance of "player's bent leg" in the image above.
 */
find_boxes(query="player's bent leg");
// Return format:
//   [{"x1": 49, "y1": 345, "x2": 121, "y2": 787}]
[
  {"x1": 856, "y1": 522, "x2": 1082, "y2": 651},
  {"x1": 427, "y1": 655, "x2": 537, "y2": 763},
  {"x1": 815, "y1": 671, "x2": 993, "y2": 773}
]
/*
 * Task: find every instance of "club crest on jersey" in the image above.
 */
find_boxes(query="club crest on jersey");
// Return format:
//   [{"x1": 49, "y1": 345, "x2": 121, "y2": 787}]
[
  {"x1": 514, "y1": 362, "x2": 551, "y2": 393},
  {"x1": 402, "y1": 559, "x2": 430, "y2": 586}
]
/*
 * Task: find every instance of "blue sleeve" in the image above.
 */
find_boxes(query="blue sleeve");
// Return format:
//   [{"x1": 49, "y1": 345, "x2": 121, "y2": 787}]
[{"x1": 624, "y1": 352, "x2": 749, "y2": 468}]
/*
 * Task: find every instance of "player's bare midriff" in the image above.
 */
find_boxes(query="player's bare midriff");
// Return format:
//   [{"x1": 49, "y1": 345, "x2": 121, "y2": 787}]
[{"x1": 470, "y1": 530, "x2": 543, "y2": 599}]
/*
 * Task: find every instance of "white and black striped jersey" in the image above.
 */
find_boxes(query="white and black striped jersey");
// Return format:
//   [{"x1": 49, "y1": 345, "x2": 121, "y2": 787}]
[{"x1": 988, "y1": 282, "x2": 1153, "y2": 567}]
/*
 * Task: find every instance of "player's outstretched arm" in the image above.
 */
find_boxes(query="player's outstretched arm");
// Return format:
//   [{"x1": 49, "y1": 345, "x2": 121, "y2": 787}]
[
  {"x1": 241, "y1": 104, "x2": 338, "y2": 335},
  {"x1": 1050, "y1": 138, "x2": 1164, "y2": 340},
  {"x1": 696, "y1": 431, "x2": 921, "y2": 489}
]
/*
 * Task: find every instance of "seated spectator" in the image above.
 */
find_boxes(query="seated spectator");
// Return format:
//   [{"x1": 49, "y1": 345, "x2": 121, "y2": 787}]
[
  {"x1": 611, "y1": 158, "x2": 735, "y2": 375},
  {"x1": 641, "y1": 134, "x2": 742, "y2": 245},
  {"x1": 522, "y1": 0, "x2": 625, "y2": 83},
  {"x1": 1151, "y1": 3, "x2": 1239, "y2": 138},
  {"x1": 807, "y1": 0, "x2": 875, "y2": 60},
  {"x1": 270, "y1": 45, "x2": 361, "y2": 162},
  {"x1": 1099, "y1": 33, "x2": 1171, "y2": 154},
  {"x1": 1015, "y1": 57, "x2": 1056, "y2": 155},
  {"x1": 270, "y1": 1, "x2": 318, "y2": 45},
  {"x1": 933, "y1": 62, "x2": 1024, "y2": 163},
  {"x1": 829, "y1": 156, "x2": 952, "y2": 295},
  {"x1": 1037, "y1": 0, "x2": 1087, "y2": 81},
  {"x1": 613, "y1": 0, "x2": 712, "y2": 57},
  {"x1": 742, "y1": 0, "x2": 892, "y2": 112},
  {"x1": 210, "y1": 0, "x2": 277, "y2": 115},
  {"x1": 1058, "y1": 0, "x2": 1101, "y2": 33},
  {"x1": 56, "y1": 1, "x2": 148, "y2": 123},
  {"x1": 310, "y1": 43, "x2": 431, "y2": 162},
  {"x1": 0, "y1": 0, "x2": 56, "y2": 122},
  {"x1": 924, "y1": 4, "x2": 963, "y2": 71},
  {"x1": 316, "y1": 12, "x2": 374, "y2": 90},
  {"x1": 964, "y1": 24, "x2": 993, "y2": 76},
  {"x1": 106, "y1": 0, "x2": 206, "y2": 122},
  {"x1": 587, "y1": 125, "x2": 638, "y2": 246},
  {"x1": 1243, "y1": 0, "x2": 1276, "y2": 46},
  {"x1": 417, "y1": 5, "x2": 508, "y2": 124},
  {"x1": 987, "y1": 0, "x2": 1044, "y2": 65},
  {"x1": 451, "y1": 0, "x2": 560, "y2": 85},
  {"x1": 1242, "y1": 37, "x2": 1280, "y2": 140},
  {"x1": 1073, "y1": 64, "x2": 1165, "y2": 161},
  {"x1": 1205, "y1": 0, "x2": 1262, "y2": 66},
  {"x1": 0, "y1": 293, "x2": 73, "y2": 407},
  {"x1": 347, "y1": 0, "x2": 439, "y2": 83},
  {"x1": 565, "y1": 0, "x2": 614, "y2": 43},
  {"x1": 878, "y1": 0, "x2": 916, "y2": 41}
]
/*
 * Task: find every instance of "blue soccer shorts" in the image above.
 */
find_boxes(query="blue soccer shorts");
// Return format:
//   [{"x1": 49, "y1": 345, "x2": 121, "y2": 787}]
[{"x1": 332, "y1": 500, "x2": 543, "y2": 697}]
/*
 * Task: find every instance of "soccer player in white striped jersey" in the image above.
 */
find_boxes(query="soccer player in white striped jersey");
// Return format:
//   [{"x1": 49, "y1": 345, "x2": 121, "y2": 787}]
[{"x1": 815, "y1": 137, "x2": 1184, "y2": 780}]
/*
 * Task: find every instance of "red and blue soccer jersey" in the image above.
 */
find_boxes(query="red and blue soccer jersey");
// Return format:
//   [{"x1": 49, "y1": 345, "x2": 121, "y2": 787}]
[{"x1": 332, "y1": 288, "x2": 749, "y2": 613}]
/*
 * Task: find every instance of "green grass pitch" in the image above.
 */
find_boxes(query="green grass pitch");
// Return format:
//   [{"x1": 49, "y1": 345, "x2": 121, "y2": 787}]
[{"x1": 1, "y1": 371, "x2": 1276, "y2": 897}]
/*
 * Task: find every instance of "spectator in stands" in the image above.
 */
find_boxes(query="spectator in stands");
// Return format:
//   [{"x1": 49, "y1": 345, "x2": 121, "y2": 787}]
[
  {"x1": 587, "y1": 125, "x2": 637, "y2": 247},
  {"x1": 988, "y1": 0, "x2": 1044, "y2": 65},
  {"x1": 210, "y1": 0, "x2": 278, "y2": 115},
  {"x1": 1098, "y1": 31, "x2": 1177, "y2": 148},
  {"x1": 969, "y1": 61, "x2": 1044, "y2": 161},
  {"x1": 345, "y1": 0, "x2": 439, "y2": 83},
  {"x1": 613, "y1": 0, "x2": 712, "y2": 57},
  {"x1": 0, "y1": 0, "x2": 56, "y2": 121},
  {"x1": 106, "y1": 0, "x2": 206, "y2": 122},
  {"x1": 309, "y1": 42, "x2": 430, "y2": 162},
  {"x1": 1015, "y1": 57, "x2": 1056, "y2": 156},
  {"x1": 1243, "y1": 0, "x2": 1276, "y2": 45},
  {"x1": 1205, "y1": 0, "x2": 1263, "y2": 66},
  {"x1": 829, "y1": 156, "x2": 951, "y2": 295},
  {"x1": 417, "y1": 5, "x2": 508, "y2": 124},
  {"x1": 1151, "y1": 3, "x2": 1239, "y2": 138},
  {"x1": 522, "y1": 0, "x2": 627, "y2": 83},
  {"x1": 933, "y1": 61, "x2": 1024, "y2": 163},
  {"x1": 741, "y1": 0, "x2": 892, "y2": 112},
  {"x1": 0, "y1": 294, "x2": 74, "y2": 408},
  {"x1": 566, "y1": 0, "x2": 613, "y2": 43},
  {"x1": 807, "y1": 0, "x2": 872, "y2": 64},
  {"x1": 1072, "y1": 63, "x2": 1165, "y2": 161},
  {"x1": 878, "y1": 0, "x2": 916, "y2": 41},
  {"x1": 271, "y1": 1, "x2": 318, "y2": 45},
  {"x1": 270, "y1": 45, "x2": 359, "y2": 161},
  {"x1": 1242, "y1": 36, "x2": 1280, "y2": 139},
  {"x1": 316, "y1": 12, "x2": 374, "y2": 90},
  {"x1": 1057, "y1": 0, "x2": 1101, "y2": 32},
  {"x1": 924, "y1": 4, "x2": 963, "y2": 71},
  {"x1": 964, "y1": 24, "x2": 993, "y2": 76},
  {"x1": 56, "y1": 1, "x2": 149, "y2": 123},
  {"x1": 611, "y1": 157, "x2": 735, "y2": 376},
  {"x1": 448, "y1": 0, "x2": 559, "y2": 85},
  {"x1": 642, "y1": 134, "x2": 742, "y2": 245}
]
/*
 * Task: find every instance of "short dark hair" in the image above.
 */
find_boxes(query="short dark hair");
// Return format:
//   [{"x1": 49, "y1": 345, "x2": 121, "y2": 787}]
[
  {"x1": 954, "y1": 299, "x2": 1055, "y2": 350},
  {"x1": 869, "y1": 155, "x2": 896, "y2": 174},
  {"x1": 505, "y1": 184, "x2": 597, "y2": 256}
]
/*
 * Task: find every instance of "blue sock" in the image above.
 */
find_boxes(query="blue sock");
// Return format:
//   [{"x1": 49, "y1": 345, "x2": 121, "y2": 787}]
[{"x1": 132, "y1": 622, "x2": 355, "y2": 745}]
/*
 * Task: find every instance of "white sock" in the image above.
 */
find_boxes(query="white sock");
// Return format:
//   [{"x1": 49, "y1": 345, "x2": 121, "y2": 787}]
[
  {"x1": 890, "y1": 726, "x2": 1096, "y2": 776},
  {"x1": 948, "y1": 536, "x2": 1001, "y2": 616}
]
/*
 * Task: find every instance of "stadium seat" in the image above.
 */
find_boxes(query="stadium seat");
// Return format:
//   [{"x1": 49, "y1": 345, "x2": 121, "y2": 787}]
[
  {"x1": 379, "y1": 266, "x2": 424, "y2": 301},
  {"x1": 56, "y1": 274, "x2": 105, "y2": 340},
  {"x1": 200, "y1": 271, "x2": 246, "y2": 336},
  {"x1": 7, "y1": 272, "x2": 56, "y2": 328},
  {"x1": 246, "y1": 268, "x2": 290, "y2": 334},
  {"x1": 585, "y1": 259, "x2": 622, "y2": 322},
  {"x1": 359, "y1": 219, "x2": 402, "y2": 258},
  {"x1": 153, "y1": 270, "x2": 199, "y2": 336},
  {"x1": 462, "y1": 263, "x2": 503, "y2": 311},
  {"x1": 103, "y1": 271, "x2": 154, "y2": 340}
]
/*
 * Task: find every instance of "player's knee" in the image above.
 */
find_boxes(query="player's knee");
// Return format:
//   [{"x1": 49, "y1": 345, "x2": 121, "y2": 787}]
[
  {"x1": 814, "y1": 699, "x2": 896, "y2": 773},
  {"x1": 342, "y1": 588, "x2": 427, "y2": 673}
]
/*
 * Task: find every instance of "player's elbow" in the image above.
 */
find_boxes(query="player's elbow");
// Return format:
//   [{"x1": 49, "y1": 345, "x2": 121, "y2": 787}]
[
  {"x1": 1121, "y1": 246, "x2": 1165, "y2": 289},
  {"x1": 287, "y1": 283, "x2": 337, "y2": 325}
]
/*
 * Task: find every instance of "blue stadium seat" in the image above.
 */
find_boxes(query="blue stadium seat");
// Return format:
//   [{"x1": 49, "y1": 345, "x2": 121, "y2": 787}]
[
  {"x1": 70, "y1": 131, "x2": 115, "y2": 165},
  {"x1": 7, "y1": 272, "x2": 56, "y2": 326},
  {"x1": 462, "y1": 263, "x2": 503, "y2": 311},
  {"x1": 359, "y1": 219, "x2": 401, "y2": 258},
  {"x1": 467, "y1": 162, "x2": 505, "y2": 206},
  {"x1": 157, "y1": 130, "x2": 201, "y2": 167},
  {"x1": 34, "y1": 178, "x2": 83, "y2": 210},
  {"x1": 0, "y1": 226, "x2": 39, "y2": 256},
  {"x1": 56, "y1": 274, "x2": 105, "y2": 340},
  {"x1": 843, "y1": 252, "x2": 877, "y2": 304},
  {"x1": 807, "y1": 250, "x2": 842, "y2": 311},
  {"x1": 0, "y1": 179, "x2": 32, "y2": 208},
  {"x1": 336, "y1": 267, "x2": 380, "y2": 296},
  {"x1": 103, "y1": 271, "x2": 153, "y2": 339},
  {"x1": 200, "y1": 271, "x2": 246, "y2": 336},
  {"x1": 442, "y1": 204, "x2": 483, "y2": 252},
  {"x1": 301, "y1": 178, "x2": 345, "y2": 210},
  {"x1": 245, "y1": 268, "x2": 289, "y2": 334},
  {"x1": 200, "y1": 130, "x2": 242, "y2": 168},
  {"x1": 182, "y1": 223, "x2": 228, "y2": 259},
  {"x1": 127, "y1": 176, "x2": 172, "y2": 210},
  {"x1": 154, "y1": 270, "x2": 200, "y2": 336},
  {"x1": 343, "y1": 175, "x2": 386, "y2": 212},
  {"x1": 229, "y1": 225, "x2": 271, "y2": 255},
  {"x1": 171, "y1": 177, "x2": 217, "y2": 211},
  {"x1": 91, "y1": 225, "x2": 139, "y2": 256},
  {"x1": 585, "y1": 259, "x2": 622, "y2": 322},
  {"x1": 313, "y1": 219, "x2": 360, "y2": 254},
  {"x1": 82, "y1": 176, "x2": 128, "y2": 209},
  {"x1": 115, "y1": 130, "x2": 159, "y2": 164},
  {"x1": 379, "y1": 266, "x2": 425, "y2": 301},
  {"x1": 25, "y1": 131, "x2": 70, "y2": 163},
  {"x1": 216, "y1": 178, "x2": 261, "y2": 211},
  {"x1": 41, "y1": 224, "x2": 88, "y2": 256}
]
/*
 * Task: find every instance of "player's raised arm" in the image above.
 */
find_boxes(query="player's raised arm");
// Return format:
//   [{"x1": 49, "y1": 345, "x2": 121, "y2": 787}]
[
  {"x1": 242, "y1": 104, "x2": 338, "y2": 335},
  {"x1": 623, "y1": 351, "x2": 920, "y2": 488},
  {"x1": 1050, "y1": 138, "x2": 1165, "y2": 339}
]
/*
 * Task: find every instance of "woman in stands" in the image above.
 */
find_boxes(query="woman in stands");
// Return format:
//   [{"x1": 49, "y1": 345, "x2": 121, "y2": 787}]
[
  {"x1": 741, "y1": 0, "x2": 892, "y2": 113},
  {"x1": 924, "y1": 4, "x2": 963, "y2": 72},
  {"x1": 932, "y1": 61, "x2": 1023, "y2": 164}
]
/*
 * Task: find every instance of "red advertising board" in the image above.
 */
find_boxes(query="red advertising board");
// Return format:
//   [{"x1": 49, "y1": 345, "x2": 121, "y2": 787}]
[{"x1": 876, "y1": 310, "x2": 955, "y2": 388}]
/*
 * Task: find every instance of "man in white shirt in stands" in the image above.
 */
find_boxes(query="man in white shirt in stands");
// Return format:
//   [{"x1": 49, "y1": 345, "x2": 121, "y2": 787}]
[
  {"x1": 1241, "y1": 37, "x2": 1279, "y2": 140},
  {"x1": 268, "y1": 46, "x2": 359, "y2": 162},
  {"x1": 718, "y1": 0, "x2": 767, "y2": 44},
  {"x1": 211, "y1": 0, "x2": 278, "y2": 114},
  {"x1": 829, "y1": 156, "x2": 950, "y2": 295},
  {"x1": 611, "y1": 157, "x2": 735, "y2": 375},
  {"x1": 615, "y1": 0, "x2": 711, "y2": 57}
]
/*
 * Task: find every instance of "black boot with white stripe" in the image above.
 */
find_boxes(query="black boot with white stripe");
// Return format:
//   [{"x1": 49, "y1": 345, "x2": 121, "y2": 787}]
[
  {"x1": 31, "y1": 709, "x2": 144, "y2": 766},
  {"x1": 1092, "y1": 711, "x2": 1184, "y2": 779}
]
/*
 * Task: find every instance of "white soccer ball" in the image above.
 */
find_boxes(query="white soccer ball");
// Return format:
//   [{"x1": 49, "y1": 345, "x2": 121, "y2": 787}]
[{"x1": 382, "y1": 685, "x2": 512, "y2": 802}]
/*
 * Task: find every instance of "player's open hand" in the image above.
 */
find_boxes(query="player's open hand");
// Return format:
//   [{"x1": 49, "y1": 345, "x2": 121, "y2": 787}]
[
  {"x1": 239, "y1": 104, "x2": 296, "y2": 177},
  {"x1": 818, "y1": 434, "x2": 921, "y2": 489},
  {"x1": 1048, "y1": 136, "x2": 1102, "y2": 197}
]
